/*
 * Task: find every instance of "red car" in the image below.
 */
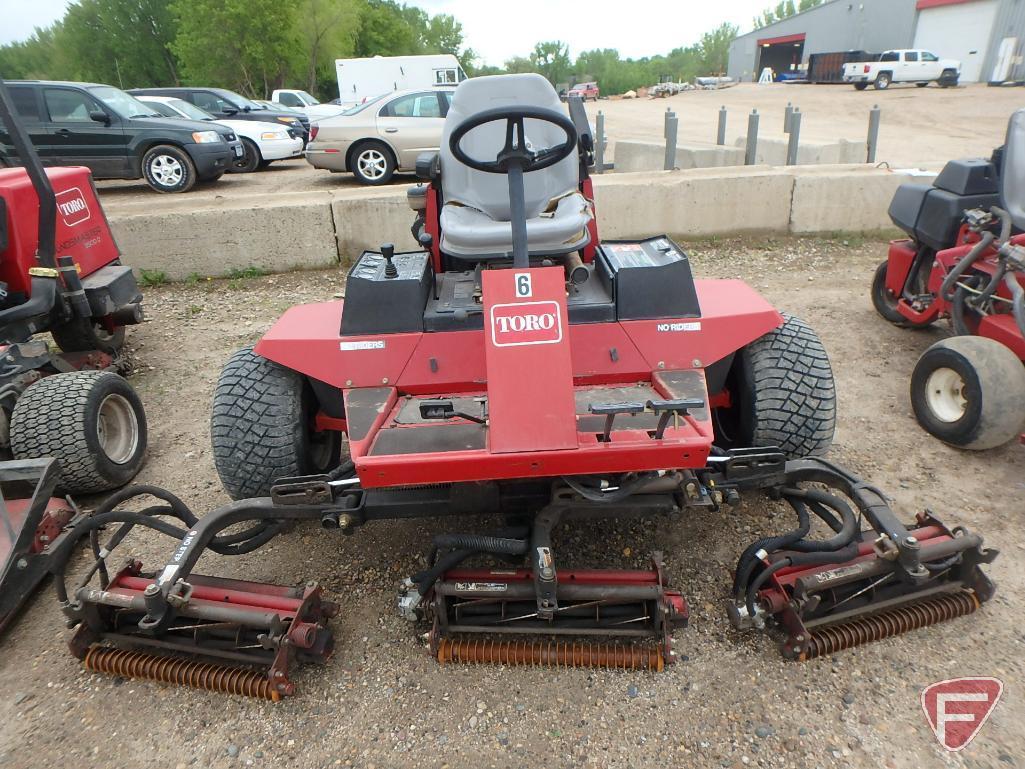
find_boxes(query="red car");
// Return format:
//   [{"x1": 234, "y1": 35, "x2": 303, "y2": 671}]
[{"x1": 567, "y1": 81, "x2": 599, "y2": 101}]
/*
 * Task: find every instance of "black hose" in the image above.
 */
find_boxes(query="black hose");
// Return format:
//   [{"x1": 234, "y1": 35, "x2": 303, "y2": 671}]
[
  {"x1": 412, "y1": 548, "x2": 476, "y2": 596},
  {"x1": 940, "y1": 232, "x2": 995, "y2": 302},
  {"x1": 562, "y1": 473, "x2": 655, "y2": 503},
  {"x1": 430, "y1": 533, "x2": 528, "y2": 555},
  {"x1": 732, "y1": 495, "x2": 810, "y2": 596},
  {"x1": 783, "y1": 488, "x2": 858, "y2": 553},
  {"x1": 744, "y1": 542, "x2": 860, "y2": 618},
  {"x1": 991, "y1": 206, "x2": 1013, "y2": 246}
]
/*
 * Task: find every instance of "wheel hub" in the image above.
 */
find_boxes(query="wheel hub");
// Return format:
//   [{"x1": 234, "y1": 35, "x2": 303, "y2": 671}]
[
  {"x1": 357, "y1": 149, "x2": 387, "y2": 180},
  {"x1": 925, "y1": 367, "x2": 968, "y2": 423},
  {"x1": 151, "y1": 155, "x2": 183, "y2": 186},
  {"x1": 97, "y1": 393, "x2": 140, "y2": 464}
]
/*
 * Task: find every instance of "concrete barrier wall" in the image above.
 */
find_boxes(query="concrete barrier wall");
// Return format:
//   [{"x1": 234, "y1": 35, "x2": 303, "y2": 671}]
[
  {"x1": 614, "y1": 136, "x2": 866, "y2": 173},
  {"x1": 106, "y1": 165, "x2": 933, "y2": 279}
]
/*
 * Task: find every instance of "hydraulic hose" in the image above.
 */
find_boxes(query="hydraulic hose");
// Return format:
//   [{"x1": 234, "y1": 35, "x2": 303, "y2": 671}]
[
  {"x1": 940, "y1": 232, "x2": 995, "y2": 302},
  {"x1": 745, "y1": 542, "x2": 860, "y2": 618},
  {"x1": 732, "y1": 496, "x2": 810, "y2": 597},
  {"x1": 430, "y1": 534, "x2": 528, "y2": 555}
]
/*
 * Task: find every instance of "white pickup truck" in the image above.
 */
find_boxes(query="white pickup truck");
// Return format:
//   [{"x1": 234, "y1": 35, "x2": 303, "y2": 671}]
[
  {"x1": 843, "y1": 49, "x2": 960, "y2": 91},
  {"x1": 270, "y1": 89, "x2": 346, "y2": 121}
]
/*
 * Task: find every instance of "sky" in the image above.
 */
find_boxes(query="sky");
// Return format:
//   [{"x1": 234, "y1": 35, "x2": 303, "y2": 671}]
[{"x1": 0, "y1": 0, "x2": 775, "y2": 62}]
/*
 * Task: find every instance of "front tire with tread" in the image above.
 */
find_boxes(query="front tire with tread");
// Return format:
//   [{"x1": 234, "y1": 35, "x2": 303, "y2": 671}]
[
  {"x1": 715, "y1": 314, "x2": 836, "y2": 459},
  {"x1": 350, "y1": 140, "x2": 396, "y2": 185},
  {"x1": 212, "y1": 347, "x2": 339, "y2": 500},
  {"x1": 10, "y1": 371, "x2": 147, "y2": 493},
  {"x1": 142, "y1": 144, "x2": 196, "y2": 193}
]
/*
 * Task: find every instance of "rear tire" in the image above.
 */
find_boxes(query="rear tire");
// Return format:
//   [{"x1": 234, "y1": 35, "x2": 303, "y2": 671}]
[
  {"x1": 10, "y1": 371, "x2": 147, "y2": 493},
  {"x1": 874, "y1": 72, "x2": 892, "y2": 90},
  {"x1": 211, "y1": 347, "x2": 340, "y2": 500},
  {"x1": 50, "y1": 317, "x2": 125, "y2": 354},
  {"x1": 870, "y1": 260, "x2": 934, "y2": 328},
  {"x1": 853, "y1": 83, "x2": 869, "y2": 91},
  {"x1": 910, "y1": 337, "x2": 1025, "y2": 450},
  {"x1": 916, "y1": 82, "x2": 929, "y2": 88},
  {"x1": 714, "y1": 314, "x2": 836, "y2": 459}
]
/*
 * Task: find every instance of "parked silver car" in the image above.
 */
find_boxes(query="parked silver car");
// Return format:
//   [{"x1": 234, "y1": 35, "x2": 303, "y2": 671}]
[{"x1": 305, "y1": 87, "x2": 455, "y2": 184}]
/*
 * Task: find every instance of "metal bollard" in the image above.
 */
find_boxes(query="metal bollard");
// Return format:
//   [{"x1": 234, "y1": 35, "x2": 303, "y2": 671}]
[
  {"x1": 595, "y1": 111, "x2": 606, "y2": 173},
  {"x1": 717, "y1": 106, "x2": 727, "y2": 146},
  {"x1": 664, "y1": 112, "x2": 678, "y2": 170},
  {"x1": 784, "y1": 101, "x2": 794, "y2": 134},
  {"x1": 786, "y1": 108, "x2": 802, "y2": 166},
  {"x1": 664, "y1": 107, "x2": 672, "y2": 138},
  {"x1": 745, "y1": 109, "x2": 759, "y2": 166},
  {"x1": 867, "y1": 105, "x2": 881, "y2": 163}
]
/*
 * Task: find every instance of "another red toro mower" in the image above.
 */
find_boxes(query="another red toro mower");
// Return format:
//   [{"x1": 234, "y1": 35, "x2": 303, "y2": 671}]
[
  {"x1": 0, "y1": 78, "x2": 147, "y2": 633},
  {"x1": 53, "y1": 75, "x2": 995, "y2": 699},
  {"x1": 872, "y1": 108, "x2": 1025, "y2": 449}
]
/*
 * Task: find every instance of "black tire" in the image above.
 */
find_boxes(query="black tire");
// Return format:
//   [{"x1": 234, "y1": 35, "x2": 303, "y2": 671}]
[
  {"x1": 939, "y1": 70, "x2": 959, "y2": 88},
  {"x1": 211, "y1": 347, "x2": 340, "y2": 500},
  {"x1": 141, "y1": 144, "x2": 196, "y2": 193},
  {"x1": 229, "y1": 138, "x2": 261, "y2": 174},
  {"x1": 910, "y1": 337, "x2": 1025, "y2": 450},
  {"x1": 198, "y1": 171, "x2": 225, "y2": 183},
  {"x1": 714, "y1": 314, "x2": 836, "y2": 459},
  {"x1": 853, "y1": 83, "x2": 869, "y2": 91},
  {"x1": 874, "y1": 72, "x2": 892, "y2": 90},
  {"x1": 349, "y1": 140, "x2": 396, "y2": 185},
  {"x1": 916, "y1": 82, "x2": 929, "y2": 88},
  {"x1": 10, "y1": 371, "x2": 147, "y2": 493},
  {"x1": 50, "y1": 316, "x2": 125, "y2": 354},
  {"x1": 870, "y1": 260, "x2": 934, "y2": 328}
]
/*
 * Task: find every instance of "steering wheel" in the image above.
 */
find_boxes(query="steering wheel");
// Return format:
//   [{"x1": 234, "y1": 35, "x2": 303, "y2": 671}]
[{"x1": 448, "y1": 106, "x2": 577, "y2": 175}]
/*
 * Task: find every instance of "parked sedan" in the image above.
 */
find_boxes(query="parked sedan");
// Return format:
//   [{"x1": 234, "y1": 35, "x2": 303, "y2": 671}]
[
  {"x1": 136, "y1": 95, "x2": 303, "y2": 173},
  {"x1": 305, "y1": 87, "x2": 454, "y2": 185}
]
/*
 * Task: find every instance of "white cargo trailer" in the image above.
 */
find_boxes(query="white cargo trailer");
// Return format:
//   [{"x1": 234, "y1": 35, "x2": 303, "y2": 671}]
[{"x1": 335, "y1": 54, "x2": 466, "y2": 106}]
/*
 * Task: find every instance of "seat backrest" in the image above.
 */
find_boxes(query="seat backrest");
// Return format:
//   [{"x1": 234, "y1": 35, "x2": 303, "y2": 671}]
[
  {"x1": 441, "y1": 74, "x2": 578, "y2": 221},
  {"x1": 1002, "y1": 108, "x2": 1025, "y2": 231}
]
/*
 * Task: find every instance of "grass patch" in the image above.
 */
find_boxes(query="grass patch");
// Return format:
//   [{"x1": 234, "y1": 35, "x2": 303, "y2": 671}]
[
  {"x1": 139, "y1": 269, "x2": 169, "y2": 287},
  {"x1": 226, "y1": 266, "x2": 270, "y2": 280}
]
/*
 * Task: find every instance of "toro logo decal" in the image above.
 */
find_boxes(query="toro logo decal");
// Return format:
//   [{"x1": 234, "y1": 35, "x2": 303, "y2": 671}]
[
  {"x1": 55, "y1": 187, "x2": 91, "y2": 227},
  {"x1": 490, "y1": 300, "x2": 562, "y2": 347},
  {"x1": 921, "y1": 677, "x2": 1002, "y2": 751}
]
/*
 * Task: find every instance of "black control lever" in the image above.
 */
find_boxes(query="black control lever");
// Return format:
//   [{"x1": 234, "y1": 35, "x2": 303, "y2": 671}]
[
  {"x1": 419, "y1": 399, "x2": 487, "y2": 425},
  {"x1": 382, "y1": 243, "x2": 397, "y2": 279},
  {"x1": 646, "y1": 398, "x2": 705, "y2": 440},
  {"x1": 588, "y1": 402, "x2": 645, "y2": 442}
]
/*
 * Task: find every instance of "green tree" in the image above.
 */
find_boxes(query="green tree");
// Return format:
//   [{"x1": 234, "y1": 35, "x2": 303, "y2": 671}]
[
  {"x1": 698, "y1": 22, "x2": 738, "y2": 75},
  {"x1": 529, "y1": 41, "x2": 571, "y2": 85},
  {"x1": 503, "y1": 55, "x2": 535, "y2": 75},
  {"x1": 59, "y1": 0, "x2": 179, "y2": 86},
  {"x1": 295, "y1": 0, "x2": 363, "y2": 94},
  {"x1": 171, "y1": 0, "x2": 299, "y2": 95},
  {"x1": 354, "y1": 0, "x2": 417, "y2": 56},
  {"x1": 0, "y1": 24, "x2": 65, "y2": 80},
  {"x1": 754, "y1": 0, "x2": 821, "y2": 28},
  {"x1": 421, "y1": 14, "x2": 463, "y2": 54}
]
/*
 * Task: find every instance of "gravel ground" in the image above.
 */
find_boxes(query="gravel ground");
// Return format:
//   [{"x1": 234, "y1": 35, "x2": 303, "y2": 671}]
[{"x1": 0, "y1": 235, "x2": 1023, "y2": 769}]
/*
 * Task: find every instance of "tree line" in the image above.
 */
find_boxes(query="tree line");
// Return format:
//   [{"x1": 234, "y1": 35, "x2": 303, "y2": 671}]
[{"x1": 0, "y1": 0, "x2": 739, "y2": 100}]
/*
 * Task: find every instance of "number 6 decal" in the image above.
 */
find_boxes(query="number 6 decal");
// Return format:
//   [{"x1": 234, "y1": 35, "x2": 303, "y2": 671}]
[{"x1": 515, "y1": 273, "x2": 532, "y2": 298}]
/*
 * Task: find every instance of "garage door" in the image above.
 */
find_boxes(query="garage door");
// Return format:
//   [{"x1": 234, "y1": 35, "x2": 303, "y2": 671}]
[{"x1": 914, "y1": 0, "x2": 999, "y2": 83}]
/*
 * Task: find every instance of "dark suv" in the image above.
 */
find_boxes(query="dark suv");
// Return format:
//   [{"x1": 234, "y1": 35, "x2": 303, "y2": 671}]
[
  {"x1": 129, "y1": 87, "x2": 310, "y2": 144},
  {"x1": 0, "y1": 81, "x2": 242, "y2": 193}
]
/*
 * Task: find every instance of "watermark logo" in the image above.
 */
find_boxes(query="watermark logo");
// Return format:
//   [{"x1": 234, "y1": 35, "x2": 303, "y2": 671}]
[{"x1": 921, "y1": 677, "x2": 1002, "y2": 752}]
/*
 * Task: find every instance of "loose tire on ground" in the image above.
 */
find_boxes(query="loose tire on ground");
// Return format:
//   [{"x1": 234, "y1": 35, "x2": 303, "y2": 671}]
[
  {"x1": 350, "y1": 140, "x2": 396, "y2": 185},
  {"x1": 212, "y1": 347, "x2": 340, "y2": 500},
  {"x1": 714, "y1": 314, "x2": 836, "y2": 459},
  {"x1": 142, "y1": 144, "x2": 196, "y2": 193},
  {"x1": 910, "y1": 336, "x2": 1025, "y2": 450},
  {"x1": 10, "y1": 371, "x2": 147, "y2": 493},
  {"x1": 50, "y1": 316, "x2": 125, "y2": 354}
]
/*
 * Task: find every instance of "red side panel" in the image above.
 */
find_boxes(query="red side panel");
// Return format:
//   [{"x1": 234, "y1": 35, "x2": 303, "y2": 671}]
[
  {"x1": 482, "y1": 266, "x2": 577, "y2": 453},
  {"x1": 255, "y1": 301, "x2": 421, "y2": 389},
  {"x1": 885, "y1": 240, "x2": 917, "y2": 296},
  {"x1": 622, "y1": 279, "x2": 782, "y2": 369},
  {"x1": 977, "y1": 313, "x2": 1025, "y2": 360},
  {"x1": 397, "y1": 329, "x2": 486, "y2": 392},
  {"x1": 0, "y1": 166, "x2": 120, "y2": 295}
]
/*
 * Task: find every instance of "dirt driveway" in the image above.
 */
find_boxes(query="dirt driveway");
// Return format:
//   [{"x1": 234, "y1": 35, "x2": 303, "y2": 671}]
[{"x1": 0, "y1": 236, "x2": 1022, "y2": 769}]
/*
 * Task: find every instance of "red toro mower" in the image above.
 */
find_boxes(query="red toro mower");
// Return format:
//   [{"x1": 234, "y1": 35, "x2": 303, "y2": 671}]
[
  {"x1": 0, "y1": 77, "x2": 148, "y2": 633},
  {"x1": 872, "y1": 108, "x2": 1025, "y2": 449},
  {"x1": 52, "y1": 75, "x2": 995, "y2": 699}
]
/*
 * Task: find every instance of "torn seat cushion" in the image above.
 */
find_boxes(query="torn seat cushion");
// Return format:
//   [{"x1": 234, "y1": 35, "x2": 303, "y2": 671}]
[{"x1": 440, "y1": 191, "x2": 592, "y2": 257}]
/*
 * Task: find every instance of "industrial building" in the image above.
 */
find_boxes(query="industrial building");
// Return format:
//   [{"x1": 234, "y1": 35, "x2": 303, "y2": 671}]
[{"x1": 727, "y1": 0, "x2": 1025, "y2": 84}]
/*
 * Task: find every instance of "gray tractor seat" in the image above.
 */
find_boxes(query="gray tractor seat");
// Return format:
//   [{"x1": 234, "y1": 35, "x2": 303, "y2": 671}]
[
  {"x1": 1002, "y1": 108, "x2": 1025, "y2": 232},
  {"x1": 439, "y1": 74, "x2": 593, "y2": 259}
]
